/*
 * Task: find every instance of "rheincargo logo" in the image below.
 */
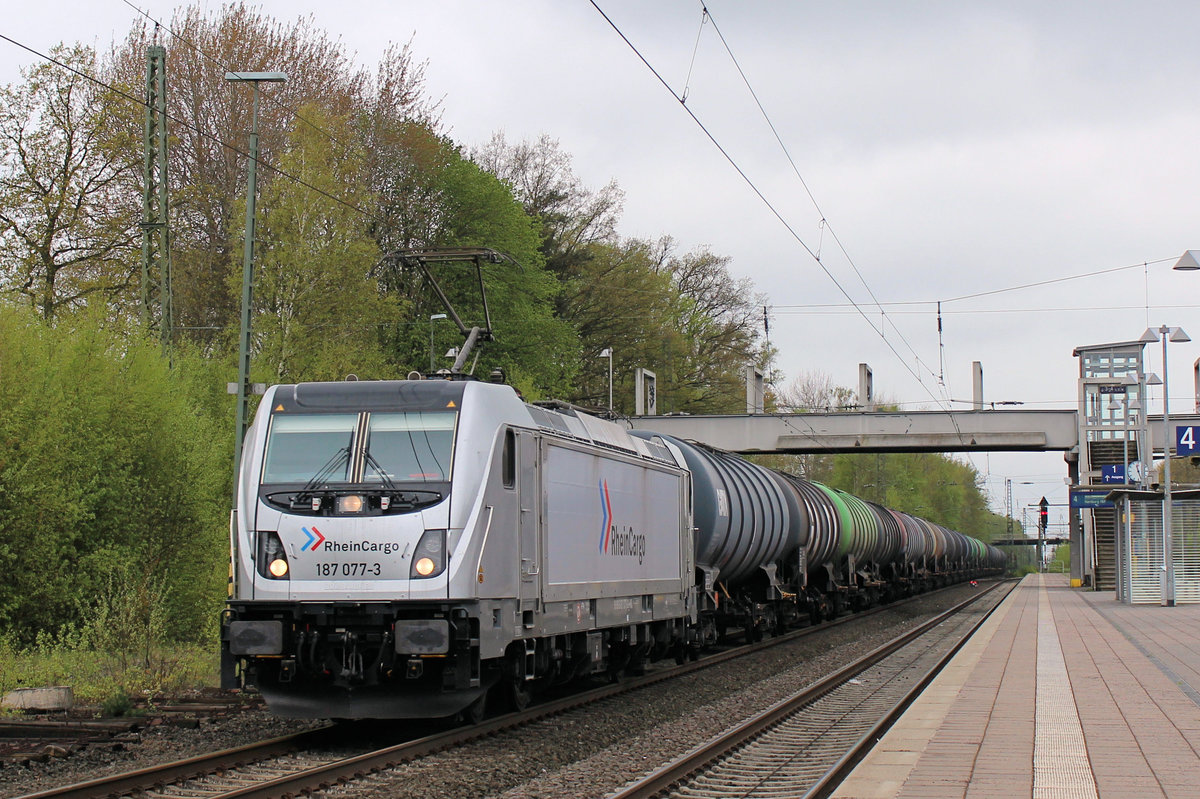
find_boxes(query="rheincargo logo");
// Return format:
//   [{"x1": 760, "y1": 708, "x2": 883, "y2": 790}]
[
  {"x1": 301, "y1": 526, "x2": 400, "y2": 555},
  {"x1": 598, "y1": 479, "x2": 613, "y2": 553},
  {"x1": 597, "y1": 479, "x2": 646, "y2": 564},
  {"x1": 301, "y1": 526, "x2": 326, "y2": 551}
]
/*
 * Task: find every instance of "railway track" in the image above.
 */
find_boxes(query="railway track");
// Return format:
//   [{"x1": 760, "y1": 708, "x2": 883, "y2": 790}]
[
  {"x1": 607, "y1": 579, "x2": 1012, "y2": 799},
  {"x1": 16, "y1": 583, "x2": 1000, "y2": 799}
]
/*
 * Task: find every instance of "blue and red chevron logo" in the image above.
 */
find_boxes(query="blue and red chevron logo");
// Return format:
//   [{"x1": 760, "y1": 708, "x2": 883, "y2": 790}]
[
  {"x1": 301, "y1": 526, "x2": 325, "y2": 552},
  {"x1": 598, "y1": 479, "x2": 613, "y2": 553}
]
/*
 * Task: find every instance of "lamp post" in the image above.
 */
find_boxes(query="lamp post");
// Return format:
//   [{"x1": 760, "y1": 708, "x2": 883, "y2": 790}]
[
  {"x1": 599, "y1": 348, "x2": 613, "y2": 412},
  {"x1": 226, "y1": 70, "x2": 286, "y2": 509},
  {"x1": 1141, "y1": 324, "x2": 1191, "y2": 606},
  {"x1": 429, "y1": 313, "x2": 447, "y2": 371}
]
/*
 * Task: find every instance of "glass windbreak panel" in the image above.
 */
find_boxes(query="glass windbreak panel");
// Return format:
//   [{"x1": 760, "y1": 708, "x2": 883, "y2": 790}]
[
  {"x1": 364, "y1": 412, "x2": 457, "y2": 483},
  {"x1": 262, "y1": 414, "x2": 357, "y2": 484}
]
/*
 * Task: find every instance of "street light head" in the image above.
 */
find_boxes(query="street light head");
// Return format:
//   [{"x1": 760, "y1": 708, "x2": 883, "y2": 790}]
[
  {"x1": 430, "y1": 313, "x2": 447, "y2": 321},
  {"x1": 1174, "y1": 250, "x2": 1200, "y2": 271},
  {"x1": 1147, "y1": 372, "x2": 1163, "y2": 386},
  {"x1": 1169, "y1": 327, "x2": 1191, "y2": 343},
  {"x1": 225, "y1": 71, "x2": 288, "y2": 82},
  {"x1": 1140, "y1": 328, "x2": 1160, "y2": 343}
]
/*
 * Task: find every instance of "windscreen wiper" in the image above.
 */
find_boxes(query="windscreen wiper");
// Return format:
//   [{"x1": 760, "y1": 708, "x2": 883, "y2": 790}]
[
  {"x1": 362, "y1": 450, "x2": 397, "y2": 491},
  {"x1": 296, "y1": 446, "x2": 350, "y2": 499}
]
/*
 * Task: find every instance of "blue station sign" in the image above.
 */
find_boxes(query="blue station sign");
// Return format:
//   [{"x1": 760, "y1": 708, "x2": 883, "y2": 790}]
[
  {"x1": 1100, "y1": 464, "x2": 1126, "y2": 484},
  {"x1": 1070, "y1": 489, "x2": 1114, "y2": 509},
  {"x1": 1178, "y1": 425, "x2": 1199, "y2": 456}
]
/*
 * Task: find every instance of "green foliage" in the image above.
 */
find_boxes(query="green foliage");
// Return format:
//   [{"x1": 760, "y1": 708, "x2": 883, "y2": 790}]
[
  {"x1": 0, "y1": 304, "x2": 227, "y2": 646},
  {"x1": 475, "y1": 135, "x2": 769, "y2": 413},
  {"x1": 371, "y1": 128, "x2": 578, "y2": 396},
  {"x1": 0, "y1": 628, "x2": 215, "y2": 707},
  {"x1": 101, "y1": 690, "x2": 135, "y2": 717},
  {"x1": 245, "y1": 105, "x2": 397, "y2": 383}
]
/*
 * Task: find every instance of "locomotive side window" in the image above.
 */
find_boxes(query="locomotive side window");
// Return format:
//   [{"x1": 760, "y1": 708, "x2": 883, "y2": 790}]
[
  {"x1": 363, "y1": 412, "x2": 457, "y2": 483},
  {"x1": 502, "y1": 428, "x2": 515, "y2": 488},
  {"x1": 262, "y1": 414, "x2": 357, "y2": 483}
]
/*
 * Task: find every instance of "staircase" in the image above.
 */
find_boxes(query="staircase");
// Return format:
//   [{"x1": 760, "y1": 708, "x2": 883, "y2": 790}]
[{"x1": 1087, "y1": 439, "x2": 1138, "y2": 591}]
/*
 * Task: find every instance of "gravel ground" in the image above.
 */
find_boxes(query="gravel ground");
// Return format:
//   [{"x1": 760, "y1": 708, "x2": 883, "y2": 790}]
[
  {"x1": 333, "y1": 582, "x2": 1005, "y2": 799},
  {"x1": 0, "y1": 707, "x2": 322, "y2": 798},
  {"x1": 0, "y1": 582, "x2": 1004, "y2": 799}
]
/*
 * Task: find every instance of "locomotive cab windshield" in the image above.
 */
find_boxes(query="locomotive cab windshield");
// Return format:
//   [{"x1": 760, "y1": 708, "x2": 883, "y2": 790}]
[{"x1": 259, "y1": 409, "x2": 456, "y2": 515}]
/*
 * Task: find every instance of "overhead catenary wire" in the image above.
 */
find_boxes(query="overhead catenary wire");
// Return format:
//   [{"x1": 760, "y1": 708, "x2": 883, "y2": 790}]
[
  {"x1": 701, "y1": 2, "x2": 943, "y2": 389},
  {"x1": 589, "y1": 1, "x2": 974, "y2": 454},
  {"x1": 0, "y1": 32, "x2": 372, "y2": 218},
  {"x1": 118, "y1": 0, "x2": 366, "y2": 154},
  {"x1": 588, "y1": 4, "x2": 927, "y2": 384}
]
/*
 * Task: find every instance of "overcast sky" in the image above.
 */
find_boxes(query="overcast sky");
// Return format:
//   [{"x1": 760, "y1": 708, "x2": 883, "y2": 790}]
[{"x1": 4, "y1": 1, "x2": 1200, "y2": 524}]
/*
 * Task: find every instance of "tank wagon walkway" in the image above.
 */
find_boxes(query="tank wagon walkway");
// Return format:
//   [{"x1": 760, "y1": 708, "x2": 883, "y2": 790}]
[{"x1": 831, "y1": 573, "x2": 1200, "y2": 799}]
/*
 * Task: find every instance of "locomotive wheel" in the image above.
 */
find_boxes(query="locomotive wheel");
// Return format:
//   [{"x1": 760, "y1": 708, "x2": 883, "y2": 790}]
[
  {"x1": 505, "y1": 675, "x2": 531, "y2": 711},
  {"x1": 501, "y1": 646, "x2": 533, "y2": 712}
]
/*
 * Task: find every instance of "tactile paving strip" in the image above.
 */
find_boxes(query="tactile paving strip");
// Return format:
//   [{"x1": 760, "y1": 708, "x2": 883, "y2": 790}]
[{"x1": 1034, "y1": 576, "x2": 1099, "y2": 799}]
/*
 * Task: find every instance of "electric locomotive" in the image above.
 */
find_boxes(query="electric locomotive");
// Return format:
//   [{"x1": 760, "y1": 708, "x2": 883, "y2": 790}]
[{"x1": 222, "y1": 377, "x2": 696, "y2": 718}]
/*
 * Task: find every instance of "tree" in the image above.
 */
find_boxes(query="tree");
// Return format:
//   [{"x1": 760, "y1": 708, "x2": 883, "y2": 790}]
[
  {"x1": 372, "y1": 130, "x2": 578, "y2": 396},
  {"x1": 0, "y1": 45, "x2": 140, "y2": 320},
  {"x1": 0, "y1": 304, "x2": 227, "y2": 643},
  {"x1": 250, "y1": 106, "x2": 395, "y2": 382},
  {"x1": 108, "y1": 4, "x2": 438, "y2": 347},
  {"x1": 474, "y1": 135, "x2": 772, "y2": 414},
  {"x1": 661, "y1": 244, "x2": 768, "y2": 414},
  {"x1": 473, "y1": 132, "x2": 622, "y2": 280},
  {"x1": 559, "y1": 237, "x2": 683, "y2": 411}
]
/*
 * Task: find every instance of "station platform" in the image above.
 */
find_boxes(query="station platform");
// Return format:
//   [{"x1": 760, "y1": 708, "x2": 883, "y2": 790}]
[{"x1": 832, "y1": 573, "x2": 1200, "y2": 799}]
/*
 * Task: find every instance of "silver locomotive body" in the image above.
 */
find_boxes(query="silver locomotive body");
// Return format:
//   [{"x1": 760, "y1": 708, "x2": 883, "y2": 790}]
[{"x1": 221, "y1": 379, "x2": 695, "y2": 718}]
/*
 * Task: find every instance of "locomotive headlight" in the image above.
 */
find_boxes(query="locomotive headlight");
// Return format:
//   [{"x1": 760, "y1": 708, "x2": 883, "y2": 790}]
[
  {"x1": 410, "y1": 529, "x2": 447, "y2": 579},
  {"x1": 336, "y1": 494, "x2": 364, "y2": 514},
  {"x1": 256, "y1": 531, "x2": 290, "y2": 580}
]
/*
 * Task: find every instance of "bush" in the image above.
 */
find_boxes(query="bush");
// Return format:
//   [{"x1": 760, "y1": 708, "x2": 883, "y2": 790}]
[{"x1": 0, "y1": 304, "x2": 229, "y2": 647}]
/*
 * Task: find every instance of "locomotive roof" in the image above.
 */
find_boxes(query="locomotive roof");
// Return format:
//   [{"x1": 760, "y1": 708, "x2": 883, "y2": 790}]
[{"x1": 270, "y1": 379, "x2": 678, "y2": 466}]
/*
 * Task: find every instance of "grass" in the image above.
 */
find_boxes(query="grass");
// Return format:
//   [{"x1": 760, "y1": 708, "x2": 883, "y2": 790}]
[{"x1": 0, "y1": 633, "x2": 219, "y2": 710}]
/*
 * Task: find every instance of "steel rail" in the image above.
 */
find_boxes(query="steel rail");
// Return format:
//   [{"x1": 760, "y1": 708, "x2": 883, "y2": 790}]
[
  {"x1": 798, "y1": 589, "x2": 1003, "y2": 799},
  {"x1": 20, "y1": 581, "x2": 994, "y2": 799},
  {"x1": 16, "y1": 728, "x2": 337, "y2": 799},
  {"x1": 606, "y1": 580, "x2": 1012, "y2": 799}
]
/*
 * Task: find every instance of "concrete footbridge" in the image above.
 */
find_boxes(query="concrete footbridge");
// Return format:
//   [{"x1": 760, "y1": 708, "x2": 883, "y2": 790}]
[{"x1": 623, "y1": 408, "x2": 1087, "y2": 455}]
